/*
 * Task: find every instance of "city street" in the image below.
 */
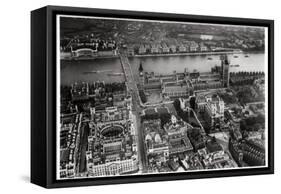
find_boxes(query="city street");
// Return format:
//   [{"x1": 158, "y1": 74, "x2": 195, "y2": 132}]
[{"x1": 119, "y1": 52, "x2": 147, "y2": 172}]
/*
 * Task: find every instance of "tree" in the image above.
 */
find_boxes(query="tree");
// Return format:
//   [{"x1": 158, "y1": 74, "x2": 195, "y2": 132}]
[
  {"x1": 160, "y1": 113, "x2": 171, "y2": 127},
  {"x1": 139, "y1": 90, "x2": 147, "y2": 103},
  {"x1": 173, "y1": 99, "x2": 181, "y2": 112},
  {"x1": 190, "y1": 96, "x2": 196, "y2": 110}
]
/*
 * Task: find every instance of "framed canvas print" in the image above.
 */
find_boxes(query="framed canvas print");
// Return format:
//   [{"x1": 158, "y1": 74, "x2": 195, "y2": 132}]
[{"x1": 31, "y1": 5, "x2": 274, "y2": 188}]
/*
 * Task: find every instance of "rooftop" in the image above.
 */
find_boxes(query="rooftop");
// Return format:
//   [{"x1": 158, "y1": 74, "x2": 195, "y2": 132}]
[{"x1": 206, "y1": 139, "x2": 223, "y2": 153}]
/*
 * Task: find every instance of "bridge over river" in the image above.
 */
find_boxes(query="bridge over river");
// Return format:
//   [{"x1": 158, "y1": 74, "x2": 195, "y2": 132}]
[{"x1": 119, "y1": 52, "x2": 148, "y2": 173}]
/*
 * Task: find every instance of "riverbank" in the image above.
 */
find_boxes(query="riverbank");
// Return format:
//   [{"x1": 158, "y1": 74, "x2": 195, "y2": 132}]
[
  {"x1": 61, "y1": 55, "x2": 119, "y2": 61},
  {"x1": 62, "y1": 51, "x2": 242, "y2": 61},
  {"x1": 61, "y1": 52, "x2": 265, "y2": 85},
  {"x1": 128, "y1": 50, "x2": 244, "y2": 58},
  {"x1": 60, "y1": 50, "x2": 265, "y2": 61}
]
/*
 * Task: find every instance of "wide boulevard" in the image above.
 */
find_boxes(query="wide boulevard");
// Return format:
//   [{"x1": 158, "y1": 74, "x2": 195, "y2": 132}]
[{"x1": 119, "y1": 51, "x2": 148, "y2": 173}]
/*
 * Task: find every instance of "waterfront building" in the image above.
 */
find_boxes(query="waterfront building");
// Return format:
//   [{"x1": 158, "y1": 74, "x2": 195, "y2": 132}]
[
  {"x1": 144, "y1": 78, "x2": 162, "y2": 90},
  {"x1": 161, "y1": 43, "x2": 170, "y2": 53},
  {"x1": 178, "y1": 44, "x2": 187, "y2": 52},
  {"x1": 70, "y1": 39, "x2": 117, "y2": 57},
  {"x1": 127, "y1": 45, "x2": 135, "y2": 56},
  {"x1": 169, "y1": 44, "x2": 177, "y2": 53},
  {"x1": 71, "y1": 48, "x2": 97, "y2": 57},
  {"x1": 199, "y1": 42, "x2": 208, "y2": 52},
  {"x1": 144, "y1": 44, "x2": 151, "y2": 52},
  {"x1": 142, "y1": 72, "x2": 162, "y2": 90},
  {"x1": 142, "y1": 71, "x2": 185, "y2": 86},
  {"x1": 138, "y1": 44, "x2": 147, "y2": 54},
  {"x1": 157, "y1": 44, "x2": 163, "y2": 53},
  {"x1": 192, "y1": 80, "x2": 223, "y2": 91},
  {"x1": 142, "y1": 69, "x2": 223, "y2": 99},
  {"x1": 141, "y1": 55, "x2": 228, "y2": 99},
  {"x1": 199, "y1": 73, "x2": 221, "y2": 82},
  {"x1": 221, "y1": 55, "x2": 230, "y2": 87},
  {"x1": 151, "y1": 44, "x2": 160, "y2": 53},
  {"x1": 190, "y1": 72, "x2": 223, "y2": 91},
  {"x1": 161, "y1": 73, "x2": 177, "y2": 83},
  {"x1": 189, "y1": 41, "x2": 199, "y2": 52},
  {"x1": 147, "y1": 76, "x2": 161, "y2": 84}
]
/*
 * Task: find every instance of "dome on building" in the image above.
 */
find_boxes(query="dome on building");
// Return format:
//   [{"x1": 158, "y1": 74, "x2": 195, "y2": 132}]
[
  {"x1": 145, "y1": 133, "x2": 153, "y2": 141},
  {"x1": 154, "y1": 133, "x2": 162, "y2": 143}
]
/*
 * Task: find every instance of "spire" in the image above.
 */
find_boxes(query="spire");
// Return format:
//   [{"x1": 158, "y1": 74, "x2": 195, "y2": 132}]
[{"x1": 138, "y1": 61, "x2": 143, "y2": 72}]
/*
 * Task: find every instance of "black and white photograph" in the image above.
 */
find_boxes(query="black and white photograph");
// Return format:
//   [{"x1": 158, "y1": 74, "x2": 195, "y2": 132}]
[
  {"x1": 57, "y1": 14, "x2": 269, "y2": 180},
  {"x1": 0, "y1": 0, "x2": 280, "y2": 192}
]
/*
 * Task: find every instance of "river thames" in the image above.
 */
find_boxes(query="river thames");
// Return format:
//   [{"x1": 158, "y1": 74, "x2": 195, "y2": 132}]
[{"x1": 61, "y1": 52, "x2": 265, "y2": 85}]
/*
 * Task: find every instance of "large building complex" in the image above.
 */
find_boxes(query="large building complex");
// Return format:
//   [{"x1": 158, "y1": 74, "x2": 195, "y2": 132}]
[
  {"x1": 59, "y1": 114, "x2": 82, "y2": 178},
  {"x1": 198, "y1": 138, "x2": 236, "y2": 169},
  {"x1": 196, "y1": 93, "x2": 225, "y2": 130},
  {"x1": 144, "y1": 115, "x2": 194, "y2": 170},
  {"x1": 139, "y1": 55, "x2": 230, "y2": 102},
  {"x1": 221, "y1": 55, "x2": 230, "y2": 87},
  {"x1": 229, "y1": 138, "x2": 265, "y2": 167},
  {"x1": 162, "y1": 81, "x2": 192, "y2": 99},
  {"x1": 164, "y1": 115, "x2": 194, "y2": 155},
  {"x1": 57, "y1": 15, "x2": 267, "y2": 181},
  {"x1": 86, "y1": 103, "x2": 139, "y2": 177},
  {"x1": 144, "y1": 119, "x2": 170, "y2": 163}
]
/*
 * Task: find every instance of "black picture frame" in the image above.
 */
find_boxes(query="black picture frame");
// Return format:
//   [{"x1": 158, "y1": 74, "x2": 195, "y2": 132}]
[{"x1": 31, "y1": 5, "x2": 274, "y2": 188}]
